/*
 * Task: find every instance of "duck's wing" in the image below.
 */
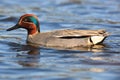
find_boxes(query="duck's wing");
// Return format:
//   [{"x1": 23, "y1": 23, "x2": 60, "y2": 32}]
[{"x1": 52, "y1": 29, "x2": 109, "y2": 38}]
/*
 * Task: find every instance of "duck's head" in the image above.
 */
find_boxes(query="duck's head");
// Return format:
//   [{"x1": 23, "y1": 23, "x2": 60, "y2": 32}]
[{"x1": 7, "y1": 14, "x2": 40, "y2": 35}]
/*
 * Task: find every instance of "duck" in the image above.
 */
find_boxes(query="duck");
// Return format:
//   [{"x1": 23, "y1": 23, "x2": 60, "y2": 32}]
[{"x1": 7, "y1": 14, "x2": 109, "y2": 48}]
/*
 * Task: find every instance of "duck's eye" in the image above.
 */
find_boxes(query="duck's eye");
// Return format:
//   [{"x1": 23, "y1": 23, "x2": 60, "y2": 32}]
[
  {"x1": 23, "y1": 18, "x2": 31, "y2": 22},
  {"x1": 24, "y1": 18, "x2": 29, "y2": 22}
]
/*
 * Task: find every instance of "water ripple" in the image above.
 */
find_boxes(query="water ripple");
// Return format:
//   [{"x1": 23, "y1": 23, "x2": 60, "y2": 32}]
[{"x1": 0, "y1": 0, "x2": 120, "y2": 80}]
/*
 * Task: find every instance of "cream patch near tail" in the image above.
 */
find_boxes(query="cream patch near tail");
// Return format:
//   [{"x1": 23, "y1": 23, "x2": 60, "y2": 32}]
[{"x1": 91, "y1": 36, "x2": 105, "y2": 44}]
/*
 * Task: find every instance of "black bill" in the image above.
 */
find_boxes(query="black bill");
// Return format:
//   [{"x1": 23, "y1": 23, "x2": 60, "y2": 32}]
[{"x1": 7, "y1": 24, "x2": 20, "y2": 31}]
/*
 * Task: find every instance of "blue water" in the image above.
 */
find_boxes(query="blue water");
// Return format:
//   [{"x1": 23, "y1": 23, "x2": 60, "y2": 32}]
[{"x1": 0, "y1": 0, "x2": 120, "y2": 80}]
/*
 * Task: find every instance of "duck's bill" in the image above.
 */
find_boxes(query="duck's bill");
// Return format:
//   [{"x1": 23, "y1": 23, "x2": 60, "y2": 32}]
[{"x1": 7, "y1": 24, "x2": 20, "y2": 31}]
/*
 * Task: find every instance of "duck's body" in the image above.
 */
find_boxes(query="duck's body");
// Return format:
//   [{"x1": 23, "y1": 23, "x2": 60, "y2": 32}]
[
  {"x1": 27, "y1": 29, "x2": 107, "y2": 48},
  {"x1": 7, "y1": 14, "x2": 109, "y2": 48}
]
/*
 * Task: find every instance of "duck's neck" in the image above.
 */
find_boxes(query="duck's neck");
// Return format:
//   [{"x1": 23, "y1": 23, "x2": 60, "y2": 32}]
[
  {"x1": 26, "y1": 24, "x2": 39, "y2": 35},
  {"x1": 27, "y1": 29, "x2": 39, "y2": 36},
  {"x1": 27, "y1": 30, "x2": 39, "y2": 43},
  {"x1": 27, "y1": 29, "x2": 38, "y2": 35}
]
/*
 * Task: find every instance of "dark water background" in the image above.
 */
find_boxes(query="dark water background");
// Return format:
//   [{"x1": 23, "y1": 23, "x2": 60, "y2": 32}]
[{"x1": 0, "y1": 0, "x2": 120, "y2": 80}]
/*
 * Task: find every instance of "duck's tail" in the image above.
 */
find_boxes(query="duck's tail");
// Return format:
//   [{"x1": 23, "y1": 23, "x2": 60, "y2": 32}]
[{"x1": 89, "y1": 30, "x2": 109, "y2": 45}]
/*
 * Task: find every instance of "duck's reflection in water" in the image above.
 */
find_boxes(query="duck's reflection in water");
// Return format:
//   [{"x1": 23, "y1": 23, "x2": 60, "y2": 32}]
[
  {"x1": 42, "y1": 44, "x2": 106, "y2": 53},
  {"x1": 70, "y1": 44, "x2": 106, "y2": 52},
  {"x1": 16, "y1": 43, "x2": 106, "y2": 67},
  {"x1": 5, "y1": 41, "x2": 106, "y2": 67},
  {"x1": 16, "y1": 45, "x2": 40, "y2": 67}
]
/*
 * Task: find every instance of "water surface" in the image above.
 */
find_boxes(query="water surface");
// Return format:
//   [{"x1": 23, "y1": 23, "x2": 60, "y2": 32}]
[{"x1": 0, "y1": 0, "x2": 120, "y2": 80}]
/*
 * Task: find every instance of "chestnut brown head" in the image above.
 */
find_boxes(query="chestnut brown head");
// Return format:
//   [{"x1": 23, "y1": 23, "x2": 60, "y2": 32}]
[{"x1": 7, "y1": 14, "x2": 40, "y2": 35}]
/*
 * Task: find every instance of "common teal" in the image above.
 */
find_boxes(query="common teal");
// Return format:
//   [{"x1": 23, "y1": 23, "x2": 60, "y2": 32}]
[{"x1": 7, "y1": 14, "x2": 109, "y2": 48}]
